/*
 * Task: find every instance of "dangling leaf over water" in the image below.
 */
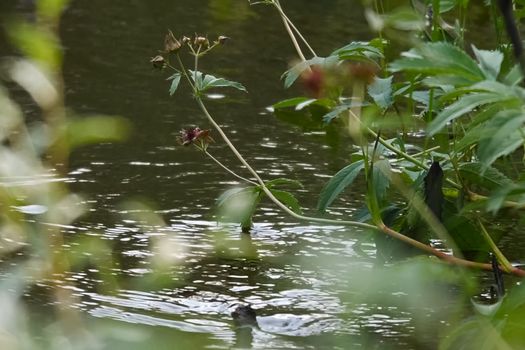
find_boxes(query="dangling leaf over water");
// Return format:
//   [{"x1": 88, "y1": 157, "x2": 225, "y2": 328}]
[{"x1": 318, "y1": 160, "x2": 365, "y2": 211}]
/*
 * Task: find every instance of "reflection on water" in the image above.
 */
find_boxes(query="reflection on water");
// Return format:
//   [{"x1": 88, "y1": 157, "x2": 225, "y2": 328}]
[{"x1": 0, "y1": 0, "x2": 516, "y2": 349}]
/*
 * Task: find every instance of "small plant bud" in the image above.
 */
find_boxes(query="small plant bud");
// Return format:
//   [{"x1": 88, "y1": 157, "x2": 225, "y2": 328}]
[
  {"x1": 217, "y1": 35, "x2": 229, "y2": 45},
  {"x1": 164, "y1": 30, "x2": 182, "y2": 53},
  {"x1": 194, "y1": 36, "x2": 209, "y2": 47},
  {"x1": 150, "y1": 55, "x2": 166, "y2": 69},
  {"x1": 348, "y1": 62, "x2": 378, "y2": 84},
  {"x1": 182, "y1": 36, "x2": 191, "y2": 45}
]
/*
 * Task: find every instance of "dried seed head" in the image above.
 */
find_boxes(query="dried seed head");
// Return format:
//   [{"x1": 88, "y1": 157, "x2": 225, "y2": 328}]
[
  {"x1": 194, "y1": 36, "x2": 208, "y2": 47},
  {"x1": 217, "y1": 35, "x2": 229, "y2": 45},
  {"x1": 164, "y1": 30, "x2": 182, "y2": 53},
  {"x1": 182, "y1": 36, "x2": 191, "y2": 45},
  {"x1": 150, "y1": 55, "x2": 166, "y2": 69}
]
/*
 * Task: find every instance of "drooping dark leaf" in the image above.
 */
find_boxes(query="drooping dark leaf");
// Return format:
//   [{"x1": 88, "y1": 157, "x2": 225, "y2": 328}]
[
  {"x1": 318, "y1": 160, "x2": 365, "y2": 211},
  {"x1": 424, "y1": 161, "x2": 444, "y2": 221}
]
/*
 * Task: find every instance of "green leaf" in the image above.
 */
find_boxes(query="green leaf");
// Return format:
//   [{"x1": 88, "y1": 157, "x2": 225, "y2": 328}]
[
  {"x1": 331, "y1": 41, "x2": 384, "y2": 61},
  {"x1": 445, "y1": 214, "x2": 489, "y2": 253},
  {"x1": 368, "y1": 76, "x2": 393, "y2": 110},
  {"x1": 373, "y1": 159, "x2": 391, "y2": 202},
  {"x1": 318, "y1": 160, "x2": 365, "y2": 211},
  {"x1": 273, "y1": 97, "x2": 313, "y2": 109},
  {"x1": 281, "y1": 56, "x2": 327, "y2": 89},
  {"x1": 265, "y1": 178, "x2": 303, "y2": 189},
  {"x1": 458, "y1": 162, "x2": 513, "y2": 191},
  {"x1": 427, "y1": 92, "x2": 515, "y2": 135},
  {"x1": 190, "y1": 70, "x2": 247, "y2": 93},
  {"x1": 503, "y1": 64, "x2": 523, "y2": 86},
  {"x1": 486, "y1": 182, "x2": 525, "y2": 214},
  {"x1": 167, "y1": 73, "x2": 181, "y2": 96},
  {"x1": 471, "y1": 46, "x2": 503, "y2": 80},
  {"x1": 390, "y1": 42, "x2": 484, "y2": 84},
  {"x1": 270, "y1": 189, "x2": 302, "y2": 214},
  {"x1": 216, "y1": 186, "x2": 261, "y2": 229},
  {"x1": 477, "y1": 110, "x2": 525, "y2": 168}
]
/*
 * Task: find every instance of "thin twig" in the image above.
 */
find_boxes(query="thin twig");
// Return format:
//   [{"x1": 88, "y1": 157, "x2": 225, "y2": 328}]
[{"x1": 204, "y1": 150, "x2": 258, "y2": 185}]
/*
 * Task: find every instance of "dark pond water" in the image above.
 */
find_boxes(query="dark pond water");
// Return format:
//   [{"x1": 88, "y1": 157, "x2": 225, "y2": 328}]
[{"x1": 0, "y1": 0, "x2": 523, "y2": 349}]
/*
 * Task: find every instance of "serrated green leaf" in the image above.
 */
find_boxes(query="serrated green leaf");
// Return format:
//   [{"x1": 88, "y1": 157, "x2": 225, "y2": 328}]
[
  {"x1": 390, "y1": 42, "x2": 484, "y2": 84},
  {"x1": 270, "y1": 189, "x2": 302, "y2": 214},
  {"x1": 168, "y1": 73, "x2": 181, "y2": 96},
  {"x1": 472, "y1": 46, "x2": 503, "y2": 80},
  {"x1": 477, "y1": 110, "x2": 525, "y2": 168},
  {"x1": 458, "y1": 162, "x2": 513, "y2": 191},
  {"x1": 427, "y1": 92, "x2": 515, "y2": 135},
  {"x1": 368, "y1": 76, "x2": 393, "y2": 110},
  {"x1": 318, "y1": 160, "x2": 365, "y2": 211}
]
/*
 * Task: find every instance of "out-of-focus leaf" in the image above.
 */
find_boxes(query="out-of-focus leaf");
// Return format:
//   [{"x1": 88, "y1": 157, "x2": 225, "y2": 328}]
[
  {"x1": 318, "y1": 160, "x2": 365, "y2": 211},
  {"x1": 269, "y1": 189, "x2": 302, "y2": 214},
  {"x1": 458, "y1": 162, "x2": 513, "y2": 191},
  {"x1": 281, "y1": 56, "x2": 332, "y2": 89},
  {"x1": 382, "y1": 7, "x2": 425, "y2": 31},
  {"x1": 7, "y1": 22, "x2": 62, "y2": 70},
  {"x1": 8, "y1": 60, "x2": 58, "y2": 110},
  {"x1": 66, "y1": 116, "x2": 131, "y2": 149},
  {"x1": 216, "y1": 186, "x2": 261, "y2": 230},
  {"x1": 486, "y1": 182, "x2": 525, "y2": 214},
  {"x1": 167, "y1": 73, "x2": 181, "y2": 96},
  {"x1": 368, "y1": 76, "x2": 393, "y2": 110},
  {"x1": 36, "y1": 0, "x2": 70, "y2": 22}
]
